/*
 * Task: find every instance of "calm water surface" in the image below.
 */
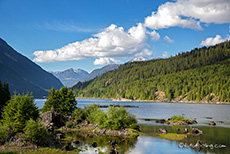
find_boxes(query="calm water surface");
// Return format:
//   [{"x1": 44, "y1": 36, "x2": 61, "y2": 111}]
[{"x1": 35, "y1": 98, "x2": 230, "y2": 154}]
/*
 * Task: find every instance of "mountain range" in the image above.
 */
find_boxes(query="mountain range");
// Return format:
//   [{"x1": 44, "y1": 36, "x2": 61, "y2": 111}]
[
  {"x1": 51, "y1": 64, "x2": 120, "y2": 87},
  {"x1": 0, "y1": 38, "x2": 63, "y2": 98}
]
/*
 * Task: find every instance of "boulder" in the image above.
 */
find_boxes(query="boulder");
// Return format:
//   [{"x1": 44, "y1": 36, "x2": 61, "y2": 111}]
[
  {"x1": 40, "y1": 111, "x2": 67, "y2": 131},
  {"x1": 92, "y1": 142, "x2": 97, "y2": 147},
  {"x1": 209, "y1": 121, "x2": 216, "y2": 126},
  {"x1": 191, "y1": 128, "x2": 202, "y2": 134},
  {"x1": 182, "y1": 128, "x2": 188, "y2": 134},
  {"x1": 156, "y1": 119, "x2": 165, "y2": 124},
  {"x1": 159, "y1": 128, "x2": 167, "y2": 134},
  {"x1": 195, "y1": 140, "x2": 203, "y2": 149}
]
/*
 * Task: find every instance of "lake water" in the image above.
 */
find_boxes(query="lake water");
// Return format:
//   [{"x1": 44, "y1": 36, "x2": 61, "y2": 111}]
[{"x1": 35, "y1": 98, "x2": 230, "y2": 154}]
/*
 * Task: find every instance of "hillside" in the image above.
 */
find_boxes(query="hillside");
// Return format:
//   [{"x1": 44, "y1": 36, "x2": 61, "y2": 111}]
[
  {"x1": 0, "y1": 38, "x2": 63, "y2": 98},
  {"x1": 72, "y1": 41, "x2": 230, "y2": 103}
]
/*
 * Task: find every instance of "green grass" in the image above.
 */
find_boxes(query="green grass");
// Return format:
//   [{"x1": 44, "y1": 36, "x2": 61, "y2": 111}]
[
  {"x1": 169, "y1": 115, "x2": 194, "y2": 124},
  {"x1": 0, "y1": 148, "x2": 82, "y2": 154},
  {"x1": 158, "y1": 133, "x2": 190, "y2": 141}
]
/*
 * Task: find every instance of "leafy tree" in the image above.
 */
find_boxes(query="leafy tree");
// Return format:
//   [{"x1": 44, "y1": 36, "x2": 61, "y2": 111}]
[
  {"x1": 1, "y1": 93, "x2": 39, "y2": 132},
  {"x1": 42, "y1": 87, "x2": 77, "y2": 116}
]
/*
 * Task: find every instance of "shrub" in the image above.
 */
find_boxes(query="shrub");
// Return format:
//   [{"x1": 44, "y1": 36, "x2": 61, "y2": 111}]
[
  {"x1": 84, "y1": 104, "x2": 105, "y2": 124},
  {"x1": 1, "y1": 93, "x2": 39, "y2": 132},
  {"x1": 73, "y1": 104, "x2": 138, "y2": 130},
  {"x1": 0, "y1": 124, "x2": 9, "y2": 145},
  {"x1": 72, "y1": 107, "x2": 87, "y2": 120},
  {"x1": 23, "y1": 118, "x2": 48, "y2": 144},
  {"x1": 101, "y1": 106, "x2": 137, "y2": 130}
]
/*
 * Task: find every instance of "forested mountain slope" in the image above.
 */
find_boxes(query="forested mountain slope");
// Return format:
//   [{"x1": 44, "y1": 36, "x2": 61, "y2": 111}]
[{"x1": 72, "y1": 41, "x2": 230, "y2": 103}]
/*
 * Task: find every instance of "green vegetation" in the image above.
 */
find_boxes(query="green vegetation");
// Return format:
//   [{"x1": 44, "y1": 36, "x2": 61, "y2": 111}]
[
  {"x1": 73, "y1": 104, "x2": 138, "y2": 130},
  {"x1": 169, "y1": 115, "x2": 194, "y2": 124},
  {"x1": 0, "y1": 125, "x2": 9, "y2": 144},
  {"x1": 158, "y1": 133, "x2": 190, "y2": 141},
  {"x1": 0, "y1": 81, "x2": 11, "y2": 118},
  {"x1": 1, "y1": 93, "x2": 39, "y2": 132},
  {"x1": 72, "y1": 41, "x2": 230, "y2": 102},
  {"x1": 0, "y1": 148, "x2": 81, "y2": 154},
  {"x1": 23, "y1": 118, "x2": 48, "y2": 144},
  {"x1": 42, "y1": 87, "x2": 77, "y2": 116}
]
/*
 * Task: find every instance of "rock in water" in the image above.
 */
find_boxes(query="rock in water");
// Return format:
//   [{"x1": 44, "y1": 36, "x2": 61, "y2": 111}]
[
  {"x1": 209, "y1": 121, "x2": 216, "y2": 126},
  {"x1": 159, "y1": 128, "x2": 168, "y2": 134},
  {"x1": 191, "y1": 128, "x2": 202, "y2": 134}
]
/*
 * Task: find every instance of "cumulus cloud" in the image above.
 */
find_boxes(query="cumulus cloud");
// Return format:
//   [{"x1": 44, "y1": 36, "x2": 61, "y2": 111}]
[
  {"x1": 164, "y1": 36, "x2": 174, "y2": 43},
  {"x1": 200, "y1": 35, "x2": 225, "y2": 46},
  {"x1": 145, "y1": 0, "x2": 230, "y2": 30},
  {"x1": 162, "y1": 51, "x2": 169, "y2": 57},
  {"x1": 148, "y1": 30, "x2": 160, "y2": 41},
  {"x1": 93, "y1": 57, "x2": 122, "y2": 65},
  {"x1": 33, "y1": 23, "x2": 152, "y2": 63}
]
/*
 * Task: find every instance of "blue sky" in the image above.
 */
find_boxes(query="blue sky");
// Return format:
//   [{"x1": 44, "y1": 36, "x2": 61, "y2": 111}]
[{"x1": 0, "y1": 0, "x2": 229, "y2": 73}]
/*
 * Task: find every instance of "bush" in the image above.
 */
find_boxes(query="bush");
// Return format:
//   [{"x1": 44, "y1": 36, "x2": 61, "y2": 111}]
[
  {"x1": 1, "y1": 93, "x2": 39, "y2": 132},
  {"x1": 72, "y1": 104, "x2": 138, "y2": 130},
  {"x1": 0, "y1": 124, "x2": 9, "y2": 145},
  {"x1": 101, "y1": 106, "x2": 137, "y2": 130},
  {"x1": 23, "y1": 118, "x2": 48, "y2": 144},
  {"x1": 72, "y1": 107, "x2": 87, "y2": 120}
]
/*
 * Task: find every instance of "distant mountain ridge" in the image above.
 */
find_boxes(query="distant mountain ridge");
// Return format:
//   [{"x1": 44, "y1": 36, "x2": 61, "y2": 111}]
[
  {"x1": 0, "y1": 38, "x2": 63, "y2": 98},
  {"x1": 51, "y1": 64, "x2": 120, "y2": 87},
  {"x1": 50, "y1": 68, "x2": 89, "y2": 87}
]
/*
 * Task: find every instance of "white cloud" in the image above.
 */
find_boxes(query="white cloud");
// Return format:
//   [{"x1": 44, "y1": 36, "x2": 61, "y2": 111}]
[
  {"x1": 148, "y1": 30, "x2": 160, "y2": 41},
  {"x1": 93, "y1": 57, "x2": 122, "y2": 65},
  {"x1": 200, "y1": 35, "x2": 225, "y2": 46},
  {"x1": 145, "y1": 0, "x2": 230, "y2": 30},
  {"x1": 162, "y1": 51, "x2": 169, "y2": 57},
  {"x1": 33, "y1": 23, "x2": 152, "y2": 63},
  {"x1": 164, "y1": 36, "x2": 174, "y2": 43}
]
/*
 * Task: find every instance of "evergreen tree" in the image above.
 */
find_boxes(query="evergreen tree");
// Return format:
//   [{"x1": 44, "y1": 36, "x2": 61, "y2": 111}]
[
  {"x1": 0, "y1": 81, "x2": 11, "y2": 119},
  {"x1": 1, "y1": 93, "x2": 39, "y2": 132},
  {"x1": 42, "y1": 87, "x2": 77, "y2": 116}
]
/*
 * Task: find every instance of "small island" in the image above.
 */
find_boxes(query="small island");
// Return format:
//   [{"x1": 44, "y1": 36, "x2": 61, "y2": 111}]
[{"x1": 156, "y1": 115, "x2": 197, "y2": 125}]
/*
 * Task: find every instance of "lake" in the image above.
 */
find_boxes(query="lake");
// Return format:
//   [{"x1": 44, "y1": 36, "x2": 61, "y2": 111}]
[{"x1": 35, "y1": 98, "x2": 230, "y2": 154}]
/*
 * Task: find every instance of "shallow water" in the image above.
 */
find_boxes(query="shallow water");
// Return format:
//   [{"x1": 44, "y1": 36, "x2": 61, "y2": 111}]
[{"x1": 35, "y1": 98, "x2": 230, "y2": 154}]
